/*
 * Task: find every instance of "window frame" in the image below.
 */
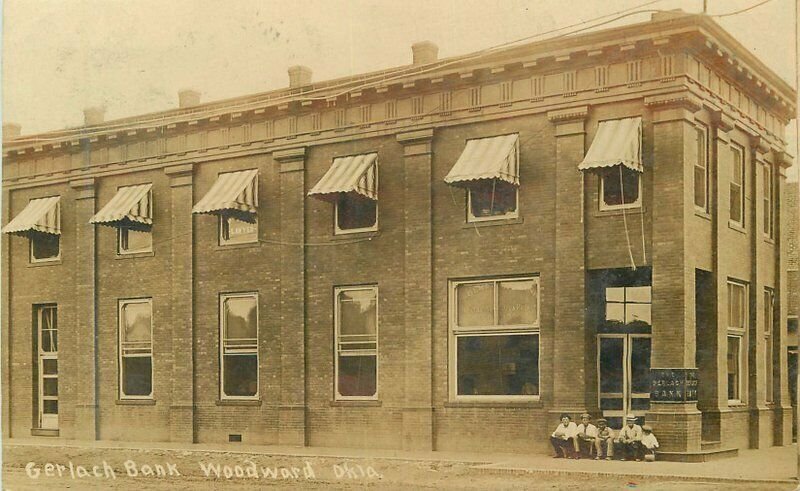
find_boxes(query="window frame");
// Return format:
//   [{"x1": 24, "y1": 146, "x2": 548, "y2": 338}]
[
  {"x1": 118, "y1": 298, "x2": 154, "y2": 400},
  {"x1": 764, "y1": 288, "x2": 775, "y2": 403},
  {"x1": 219, "y1": 292, "x2": 260, "y2": 401},
  {"x1": 218, "y1": 213, "x2": 259, "y2": 246},
  {"x1": 466, "y1": 181, "x2": 520, "y2": 223},
  {"x1": 729, "y1": 143, "x2": 746, "y2": 228},
  {"x1": 334, "y1": 285, "x2": 379, "y2": 401},
  {"x1": 118, "y1": 225, "x2": 153, "y2": 254},
  {"x1": 599, "y1": 165, "x2": 642, "y2": 211},
  {"x1": 694, "y1": 124, "x2": 709, "y2": 213},
  {"x1": 726, "y1": 280, "x2": 748, "y2": 404},
  {"x1": 29, "y1": 232, "x2": 61, "y2": 263},
  {"x1": 448, "y1": 275, "x2": 541, "y2": 402},
  {"x1": 762, "y1": 162, "x2": 774, "y2": 238}
]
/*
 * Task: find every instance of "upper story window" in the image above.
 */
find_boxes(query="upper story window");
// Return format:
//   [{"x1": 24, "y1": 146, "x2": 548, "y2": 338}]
[
  {"x1": 444, "y1": 134, "x2": 520, "y2": 223},
  {"x1": 335, "y1": 286, "x2": 378, "y2": 400},
  {"x1": 192, "y1": 169, "x2": 259, "y2": 246},
  {"x1": 2, "y1": 196, "x2": 61, "y2": 263},
  {"x1": 450, "y1": 276, "x2": 540, "y2": 400},
  {"x1": 119, "y1": 298, "x2": 153, "y2": 399},
  {"x1": 763, "y1": 163, "x2": 774, "y2": 238},
  {"x1": 220, "y1": 293, "x2": 259, "y2": 399},
  {"x1": 91, "y1": 183, "x2": 154, "y2": 255},
  {"x1": 730, "y1": 144, "x2": 745, "y2": 227},
  {"x1": 308, "y1": 153, "x2": 379, "y2": 234},
  {"x1": 579, "y1": 117, "x2": 643, "y2": 211},
  {"x1": 694, "y1": 125, "x2": 709, "y2": 212}
]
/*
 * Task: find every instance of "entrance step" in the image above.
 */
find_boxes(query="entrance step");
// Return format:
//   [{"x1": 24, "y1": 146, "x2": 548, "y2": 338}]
[
  {"x1": 658, "y1": 447, "x2": 738, "y2": 462},
  {"x1": 700, "y1": 440, "x2": 721, "y2": 451}
]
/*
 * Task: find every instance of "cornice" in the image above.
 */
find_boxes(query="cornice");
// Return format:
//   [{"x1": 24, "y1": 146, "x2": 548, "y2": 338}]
[{"x1": 644, "y1": 90, "x2": 702, "y2": 113}]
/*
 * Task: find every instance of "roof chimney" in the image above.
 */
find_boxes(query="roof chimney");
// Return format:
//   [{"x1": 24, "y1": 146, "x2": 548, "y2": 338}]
[
  {"x1": 83, "y1": 106, "x2": 106, "y2": 126},
  {"x1": 3, "y1": 123, "x2": 21, "y2": 140},
  {"x1": 412, "y1": 41, "x2": 438, "y2": 65},
  {"x1": 178, "y1": 89, "x2": 201, "y2": 108},
  {"x1": 288, "y1": 65, "x2": 312, "y2": 88}
]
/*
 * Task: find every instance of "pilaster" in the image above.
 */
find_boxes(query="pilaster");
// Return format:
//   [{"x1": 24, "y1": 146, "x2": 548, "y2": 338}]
[
  {"x1": 1, "y1": 187, "x2": 11, "y2": 437},
  {"x1": 396, "y1": 129, "x2": 434, "y2": 450}
]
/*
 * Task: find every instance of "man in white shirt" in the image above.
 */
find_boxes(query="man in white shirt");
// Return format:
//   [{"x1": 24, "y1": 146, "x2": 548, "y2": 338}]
[
  {"x1": 616, "y1": 414, "x2": 644, "y2": 461},
  {"x1": 550, "y1": 413, "x2": 579, "y2": 458},
  {"x1": 640, "y1": 425, "x2": 659, "y2": 461},
  {"x1": 575, "y1": 413, "x2": 598, "y2": 458}
]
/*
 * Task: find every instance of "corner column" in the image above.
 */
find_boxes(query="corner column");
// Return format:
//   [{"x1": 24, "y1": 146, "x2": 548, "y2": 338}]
[
  {"x1": 644, "y1": 92, "x2": 702, "y2": 453},
  {"x1": 274, "y1": 147, "x2": 307, "y2": 446},
  {"x1": 397, "y1": 129, "x2": 435, "y2": 450},
  {"x1": 547, "y1": 106, "x2": 589, "y2": 415},
  {"x1": 69, "y1": 177, "x2": 98, "y2": 440},
  {"x1": 165, "y1": 163, "x2": 195, "y2": 442}
]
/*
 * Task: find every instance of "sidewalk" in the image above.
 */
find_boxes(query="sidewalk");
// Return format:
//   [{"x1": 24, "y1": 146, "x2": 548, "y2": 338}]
[{"x1": 4, "y1": 437, "x2": 798, "y2": 485}]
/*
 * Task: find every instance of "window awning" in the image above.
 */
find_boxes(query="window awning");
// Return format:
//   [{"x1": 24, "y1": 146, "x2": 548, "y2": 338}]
[
  {"x1": 579, "y1": 117, "x2": 643, "y2": 173},
  {"x1": 2, "y1": 196, "x2": 61, "y2": 235},
  {"x1": 192, "y1": 169, "x2": 259, "y2": 215},
  {"x1": 308, "y1": 153, "x2": 378, "y2": 201},
  {"x1": 90, "y1": 183, "x2": 153, "y2": 227},
  {"x1": 444, "y1": 133, "x2": 519, "y2": 186}
]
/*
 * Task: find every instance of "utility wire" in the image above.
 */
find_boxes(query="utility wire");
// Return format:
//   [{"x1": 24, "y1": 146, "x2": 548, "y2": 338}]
[{"x1": 710, "y1": 0, "x2": 774, "y2": 18}]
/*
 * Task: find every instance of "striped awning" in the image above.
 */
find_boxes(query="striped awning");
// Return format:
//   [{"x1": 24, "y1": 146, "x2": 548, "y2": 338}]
[
  {"x1": 193, "y1": 169, "x2": 259, "y2": 215},
  {"x1": 579, "y1": 117, "x2": 643, "y2": 173},
  {"x1": 90, "y1": 183, "x2": 153, "y2": 227},
  {"x1": 445, "y1": 134, "x2": 519, "y2": 186},
  {"x1": 308, "y1": 153, "x2": 378, "y2": 201},
  {"x1": 2, "y1": 196, "x2": 61, "y2": 235}
]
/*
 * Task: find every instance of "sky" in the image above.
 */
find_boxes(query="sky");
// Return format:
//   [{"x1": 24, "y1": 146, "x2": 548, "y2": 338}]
[{"x1": 1, "y1": 0, "x2": 797, "y2": 178}]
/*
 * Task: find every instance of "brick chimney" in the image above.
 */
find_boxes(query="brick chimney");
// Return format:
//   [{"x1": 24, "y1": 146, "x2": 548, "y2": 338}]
[
  {"x1": 412, "y1": 41, "x2": 438, "y2": 65},
  {"x1": 178, "y1": 89, "x2": 201, "y2": 108},
  {"x1": 83, "y1": 106, "x2": 106, "y2": 126},
  {"x1": 288, "y1": 66, "x2": 312, "y2": 88},
  {"x1": 3, "y1": 123, "x2": 21, "y2": 140}
]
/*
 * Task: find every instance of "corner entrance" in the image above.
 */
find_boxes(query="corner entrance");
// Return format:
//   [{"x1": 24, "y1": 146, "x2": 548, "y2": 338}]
[{"x1": 598, "y1": 334, "x2": 651, "y2": 429}]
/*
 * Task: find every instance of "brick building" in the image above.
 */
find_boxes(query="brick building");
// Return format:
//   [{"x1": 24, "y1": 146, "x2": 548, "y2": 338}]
[{"x1": 2, "y1": 11, "x2": 796, "y2": 460}]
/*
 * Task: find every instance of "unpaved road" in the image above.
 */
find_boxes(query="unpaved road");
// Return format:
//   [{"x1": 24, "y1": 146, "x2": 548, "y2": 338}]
[{"x1": 2, "y1": 444, "x2": 792, "y2": 490}]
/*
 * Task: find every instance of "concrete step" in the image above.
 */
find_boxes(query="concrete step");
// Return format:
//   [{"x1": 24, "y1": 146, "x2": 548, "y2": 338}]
[
  {"x1": 701, "y1": 440, "x2": 721, "y2": 451},
  {"x1": 658, "y1": 447, "x2": 738, "y2": 463}
]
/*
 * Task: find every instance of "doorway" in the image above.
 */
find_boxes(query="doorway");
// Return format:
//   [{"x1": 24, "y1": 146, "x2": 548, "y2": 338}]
[{"x1": 597, "y1": 334, "x2": 651, "y2": 429}]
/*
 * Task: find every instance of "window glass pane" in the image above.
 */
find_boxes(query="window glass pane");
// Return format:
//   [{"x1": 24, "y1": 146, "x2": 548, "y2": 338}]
[
  {"x1": 727, "y1": 336, "x2": 740, "y2": 400},
  {"x1": 42, "y1": 359, "x2": 58, "y2": 375},
  {"x1": 221, "y1": 213, "x2": 257, "y2": 244},
  {"x1": 626, "y1": 286, "x2": 651, "y2": 303},
  {"x1": 31, "y1": 232, "x2": 59, "y2": 260},
  {"x1": 764, "y1": 291, "x2": 773, "y2": 333},
  {"x1": 602, "y1": 167, "x2": 639, "y2": 206},
  {"x1": 337, "y1": 355, "x2": 377, "y2": 397},
  {"x1": 728, "y1": 283, "x2": 744, "y2": 329},
  {"x1": 456, "y1": 334, "x2": 539, "y2": 396},
  {"x1": 498, "y1": 280, "x2": 537, "y2": 325},
  {"x1": 223, "y1": 354, "x2": 258, "y2": 397},
  {"x1": 339, "y1": 290, "x2": 377, "y2": 336},
  {"x1": 766, "y1": 341, "x2": 774, "y2": 401},
  {"x1": 605, "y1": 303, "x2": 625, "y2": 323},
  {"x1": 122, "y1": 357, "x2": 152, "y2": 396},
  {"x1": 43, "y1": 378, "x2": 58, "y2": 397},
  {"x1": 730, "y1": 185, "x2": 742, "y2": 223},
  {"x1": 122, "y1": 303, "x2": 151, "y2": 342},
  {"x1": 606, "y1": 287, "x2": 625, "y2": 302},
  {"x1": 42, "y1": 400, "x2": 58, "y2": 415},
  {"x1": 120, "y1": 227, "x2": 152, "y2": 252},
  {"x1": 731, "y1": 148, "x2": 742, "y2": 183},
  {"x1": 224, "y1": 296, "x2": 257, "y2": 340},
  {"x1": 626, "y1": 304, "x2": 651, "y2": 326},
  {"x1": 694, "y1": 166, "x2": 706, "y2": 208},
  {"x1": 599, "y1": 337, "x2": 624, "y2": 393},
  {"x1": 456, "y1": 283, "x2": 494, "y2": 327},
  {"x1": 630, "y1": 337, "x2": 651, "y2": 393},
  {"x1": 469, "y1": 180, "x2": 517, "y2": 218},
  {"x1": 337, "y1": 194, "x2": 377, "y2": 230}
]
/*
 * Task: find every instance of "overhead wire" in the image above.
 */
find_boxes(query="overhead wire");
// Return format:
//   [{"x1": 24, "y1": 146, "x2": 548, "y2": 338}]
[{"x1": 710, "y1": 0, "x2": 774, "y2": 18}]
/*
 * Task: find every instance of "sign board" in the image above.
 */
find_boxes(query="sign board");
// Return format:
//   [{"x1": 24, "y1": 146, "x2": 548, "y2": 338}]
[{"x1": 650, "y1": 368, "x2": 698, "y2": 403}]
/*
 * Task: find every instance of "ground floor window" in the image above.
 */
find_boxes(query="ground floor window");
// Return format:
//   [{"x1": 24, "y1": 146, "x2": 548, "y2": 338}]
[
  {"x1": 119, "y1": 298, "x2": 153, "y2": 399},
  {"x1": 450, "y1": 276, "x2": 540, "y2": 400},
  {"x1": 220, "y1": 293, "x2": 259, "y2": 399},
  {"x1": 335, "y1": 286, "x2": 378, "y2": 399},
  {"x1": 34, "y1": 304, "x2": 58, "y2": 429},
  {"x1": 727, "y1": 334, "x2": 743, "y2": 403}
]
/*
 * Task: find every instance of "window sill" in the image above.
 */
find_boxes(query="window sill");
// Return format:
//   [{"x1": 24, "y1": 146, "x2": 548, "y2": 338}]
[
  {"x1": 594, "y1": 206, "x2": 644, "y2": 218},
  {"x1": 329, "y1": 230, "x2": 380, "y2": 241},
  {"x1": 27, "y1": 259, "x2": 62, "y2": 268},
  {"x1": 216, "y1": 399, "x2": 262, "y2": 406},
  {"x1": 115, "y1": 251, "x2": 155, "y2": 260},
  {"x1": 444, "y1": 400, "x2": 543, "y2": 409},
  {"x1": 116, "y1": 399, "x2": 156, "y2": 406},
  {"x1": 728, "y1": 222, "x2": 746, "y2": 235},
  {"x1": 694, "y1": 210, "x2": 711, "y2": 221},
  {"x1": 763, "y1": 236, "x2": 776, "y2": 245},
  {"x1": 215, "y1": 241, "x2": 261, "y2": 251},
  {"x1": 31, "y1": 428, "x2": 59, "y2": 437},
  {"x1": 462, "y1": 216, "x2": 524, "y2": 229},
  {"x1": 330, "y1": 400, "x2": 382, "y2": 407}
]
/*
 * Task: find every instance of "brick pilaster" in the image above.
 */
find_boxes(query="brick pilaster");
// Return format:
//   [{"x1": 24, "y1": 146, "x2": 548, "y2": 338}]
[
  {"x1": 165, "y1": 163, "x2": 195, "y2": 442},
  {"x1": 397, "y1": 129, "x2": 434, "y2": 450},
  {"x1": 1, "y1": 187, "x2": 11, "y2": 437},
  {"x1": 547, "y1": 106, "x2": 589, "y2": 415},
  {"x1": 644, "y1": 92, "x2": 702, "y2": 452},
  {"x1": 69, "y1": 177, "x2": 98, "y2": 440},
  {"x1": 275, "y1": 147, "x2": 307, "y2": 446}
]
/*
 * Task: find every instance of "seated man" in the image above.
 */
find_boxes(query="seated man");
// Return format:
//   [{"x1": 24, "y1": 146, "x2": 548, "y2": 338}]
[
  {"x1": 575, "y1": 413, "x2": 598, "y2": 458},
  {"x1": 594, "y1": 418, "x2": 614, "y2": 460},
  {"x1": 640, "y1": 425, "x2": 659, "y2": 461},
  {"x1": 615, "y1": 414, "x2": 644, "y2": 461},
  {"x1": 550, "y1": 413, "x2": 578, "y2": 458}
]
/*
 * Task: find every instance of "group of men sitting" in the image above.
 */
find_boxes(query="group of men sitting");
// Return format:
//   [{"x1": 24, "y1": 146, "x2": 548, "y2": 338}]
[{"x1": 550, "y1": 413, "x2": 659, "y2": 461}]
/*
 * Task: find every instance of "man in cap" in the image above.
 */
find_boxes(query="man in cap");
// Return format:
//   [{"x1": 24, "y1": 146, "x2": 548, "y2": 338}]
[
  {"x1": 575, "y1": 413, "x2": 598, "y2": 458},
  {"x1": 550, "y1": 413, "x2": 579, "y2": 458},
  {"x1": 594, "y1": 418, "x2": 615, "y2": 460},
  {"x1": 640, "y1": 425, "x2": 659, "y2": 461},
  {"x1": 615, "y1": 414, "x2": 644, "y2": 461}
]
